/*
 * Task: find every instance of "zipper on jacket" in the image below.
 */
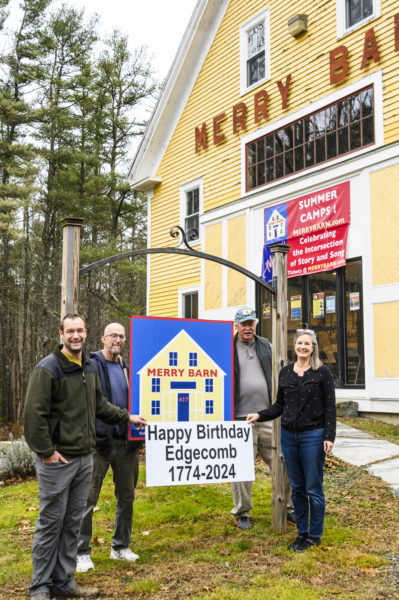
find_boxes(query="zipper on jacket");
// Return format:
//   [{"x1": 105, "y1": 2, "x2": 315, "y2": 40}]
[{"x1": 82, "y1": 370, "x2": 90, "y2": 452}]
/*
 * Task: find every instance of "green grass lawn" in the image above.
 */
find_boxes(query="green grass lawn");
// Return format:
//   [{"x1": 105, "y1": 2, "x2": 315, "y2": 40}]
[{"x1": 1, "y1": 449, "x2": 399, "y2": 599}]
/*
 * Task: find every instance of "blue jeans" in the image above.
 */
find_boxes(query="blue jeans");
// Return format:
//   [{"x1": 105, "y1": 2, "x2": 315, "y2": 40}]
[{"x1": 281, "y1": 428, "x2": 325, "y2": 539}]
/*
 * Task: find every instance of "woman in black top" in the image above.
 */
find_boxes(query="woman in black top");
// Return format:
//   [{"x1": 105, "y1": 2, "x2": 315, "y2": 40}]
[{"x1": 247, "y1": 328, "x2": 336, "y2": 553}]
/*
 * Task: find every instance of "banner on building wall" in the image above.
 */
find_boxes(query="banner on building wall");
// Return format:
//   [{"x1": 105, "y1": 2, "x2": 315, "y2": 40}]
[{"x1": 262, "y1": 181, "x2": 350, "y2": 282}]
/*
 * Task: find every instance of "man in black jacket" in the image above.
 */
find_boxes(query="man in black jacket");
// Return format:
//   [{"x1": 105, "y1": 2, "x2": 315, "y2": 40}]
[
  {"x1": 24, "y1": 314, "x2": 147, "y2": 600},
  {"x1": 77, "y1": 323, "x2": 141, "y2": 573},
  {"x1": 231, "y1": 307, "x2": 294, "y2": 530}
]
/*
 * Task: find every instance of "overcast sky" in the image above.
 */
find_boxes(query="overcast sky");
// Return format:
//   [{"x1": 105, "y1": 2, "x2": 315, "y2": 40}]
[{"x1": 3, "y1": 0, "x2": 198, "y2": 79}]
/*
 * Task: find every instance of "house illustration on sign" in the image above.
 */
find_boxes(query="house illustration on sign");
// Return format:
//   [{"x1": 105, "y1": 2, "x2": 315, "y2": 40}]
[
  {"x1": 137, "y1": 329, "x2": 226, "y2": 422},
  {"x1": 266, "y1": 209, "x2": 286, "y2": 241}
]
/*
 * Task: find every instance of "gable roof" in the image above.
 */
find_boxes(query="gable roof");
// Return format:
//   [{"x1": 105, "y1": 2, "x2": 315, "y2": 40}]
[{"x1": 128, "y1": 0, "x2": 229, "y2": 192}]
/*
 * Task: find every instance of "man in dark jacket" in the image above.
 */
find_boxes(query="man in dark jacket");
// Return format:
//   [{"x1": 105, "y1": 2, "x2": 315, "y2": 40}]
[
  {"x1": 231, "y1": 306, "x2": 294, "y2": 530},
  {"x1": 24, "y1": 314, "x2": 147, "y2": 600},
  {"x1": 76, "y1": 323, "x2": 141, "y2": 573}
]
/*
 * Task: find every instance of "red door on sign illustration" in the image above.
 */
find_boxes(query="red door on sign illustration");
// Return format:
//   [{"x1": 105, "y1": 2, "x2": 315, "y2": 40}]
[{"x1": 178, "y1": 393, "x2": 189, "y2": 421}]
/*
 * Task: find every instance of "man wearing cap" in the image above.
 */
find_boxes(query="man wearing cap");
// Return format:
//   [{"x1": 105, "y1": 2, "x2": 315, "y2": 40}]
[{"x1": 231, "y1": 306, "x2": 294, "y2": 530}]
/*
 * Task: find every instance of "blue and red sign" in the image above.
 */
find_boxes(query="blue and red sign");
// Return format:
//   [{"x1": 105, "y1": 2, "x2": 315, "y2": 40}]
[
  {"x1": 129, "y1": 316, "x2": 234, "y2": 441},
  {"x1": 262, "y1": 181, "x2": 351, "y2": 282}
]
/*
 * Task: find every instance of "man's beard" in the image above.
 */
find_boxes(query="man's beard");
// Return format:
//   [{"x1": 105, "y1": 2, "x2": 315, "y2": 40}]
[{"x1": 110, "y1": 345, "x2": 122, "y2": 355}]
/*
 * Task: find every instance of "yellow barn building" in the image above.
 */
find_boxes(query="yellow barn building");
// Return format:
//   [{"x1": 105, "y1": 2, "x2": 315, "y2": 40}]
[{"x1": 129, "y1": 1, "x2": 399, "y2": 422}]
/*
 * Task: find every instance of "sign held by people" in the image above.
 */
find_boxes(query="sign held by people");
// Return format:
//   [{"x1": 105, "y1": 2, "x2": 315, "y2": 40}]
[
  {"x1": 146, "y1": 421, "x2": 254, "y2": 487},
  {"x1": 129, "y1": 316, "x2": 254, "y2": 487}
]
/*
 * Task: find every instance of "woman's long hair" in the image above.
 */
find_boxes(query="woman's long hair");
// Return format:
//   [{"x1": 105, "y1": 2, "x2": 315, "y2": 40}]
[{"x1": 293, "y1": 329, "x2": 323, "y2": 370}]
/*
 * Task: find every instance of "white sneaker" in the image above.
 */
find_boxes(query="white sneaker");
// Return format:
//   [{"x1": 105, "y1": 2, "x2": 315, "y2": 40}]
[
  {"x1": 76, "y1": 554, "x2": 94, "y2": 573},
  {"x1": 110, "y1": 547, "x2": 139, "y2": 562}
]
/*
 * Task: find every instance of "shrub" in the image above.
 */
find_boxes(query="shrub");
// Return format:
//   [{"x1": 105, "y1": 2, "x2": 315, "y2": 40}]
[{"x1": 0, "y1": 434, "x2": 35, "y2": 481}]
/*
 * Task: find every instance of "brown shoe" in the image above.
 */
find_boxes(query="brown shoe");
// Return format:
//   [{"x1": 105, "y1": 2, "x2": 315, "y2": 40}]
[{"x1": 53, "y1": 586, "x2": 99, "y2": 599}]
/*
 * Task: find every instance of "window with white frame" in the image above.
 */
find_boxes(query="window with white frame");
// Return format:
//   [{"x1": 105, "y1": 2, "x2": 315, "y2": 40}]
[
  {"x1": 151, "y1": 400, "x2": 160, "y2": 416},
  {"x1": 240, "y1": 9, "x2": 270, "y2": 94},
  {"x1": 180, "y1": 178, "x2": 203, "y2": 244},
  {"x1": 189, "y1": 352, "x2": 198, "y2": 367},
  {"x1": 337, "y1": 0, "x2": 380, "y2": 38},
  {"x1": 169, "y1": 352, "x2": 178, "y2": 366},
  {"x1": 151, "y1": 378, "x2": 160, "y2": 393},
  {"x1": 205, "y1": 400, "x2": 214, "y2": 415},
  {"x1": 183, "y1": 292, "x2": 198, "y2": 319}
]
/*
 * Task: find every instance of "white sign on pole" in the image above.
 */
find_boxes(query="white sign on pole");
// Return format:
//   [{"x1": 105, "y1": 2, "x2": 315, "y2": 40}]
[{"x1": 145, "y1": 421, "x2": 255, "y2": 487}]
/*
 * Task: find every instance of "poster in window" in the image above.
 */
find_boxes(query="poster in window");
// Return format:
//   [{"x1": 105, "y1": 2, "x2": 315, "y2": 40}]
[
  {"x1": 349, "y1": 292, "x2": 360, "y2": 311},
  {"x1": 262, "y1": 303, "x2": 271, "y2": 319},
  {"x1": 313, "y1": 293, "x2": 325, "y2": 318},
  {"x1": 291, "y1": 295, "x2": 301, "y2": 320},
  {"x1": 326, "y1": 295, "x2": 336, "y2": 314}
]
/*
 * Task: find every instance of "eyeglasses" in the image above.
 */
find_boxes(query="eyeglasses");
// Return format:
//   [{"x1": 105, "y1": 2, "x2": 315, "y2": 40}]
[{"x1": 106, "y1": 333, "x2": 125, "y2": 340}]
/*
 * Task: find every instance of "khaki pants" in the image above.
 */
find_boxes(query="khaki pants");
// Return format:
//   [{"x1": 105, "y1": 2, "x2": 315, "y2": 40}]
[{"x1": 231, "y1": 420, "x2": 293, "y2": 518}]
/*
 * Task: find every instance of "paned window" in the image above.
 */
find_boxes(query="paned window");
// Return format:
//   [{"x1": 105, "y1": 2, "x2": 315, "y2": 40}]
[
  {"x1": 205, "y1": 378, "x2": 214, "y2": 393},
  {"x1": 189, "y1": 352, "x2": 198, "y2": 367},
  {"x1": 205, "y1": 400, "x2": 214, "y2": 415},
  {"x1": 151, "y1": 378, "x2": 160, "y2": 393},
  {"x1": 240, "y1": 9, "x2": 270, "y2": 93},
  {"x1": 183, "y1": 292, "x2": 198, "y2": 318},
  {"x1": 169, "y1": 352, "x2": 178, "y2": 366},
  {"x1": 337, "y1": 0, "x2": 380, "y2": 37},
  {"x1": 246, "y1": 86, "x2": 374, "y2": 191},
  {"x1": 346, "y1": 0, "x2": 373, "y2": 28},
  {"x1": 151, "y1": 400, "x2": 160, "y2": 416},
  {"x1": 185, "y1": 188, "x2": 199, "y2": 239},
  {"x1": 247, "y1": 22, "x2": 265, "y2": 87}
]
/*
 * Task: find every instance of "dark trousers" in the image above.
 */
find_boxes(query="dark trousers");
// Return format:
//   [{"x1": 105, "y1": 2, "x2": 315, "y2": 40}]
[
  {"x1": 78, "y1": 440, "x2": 139, "y2": 555},
  {"x1": 30, "y1": 453, "x2": 93, "y2": 596},
  {"x1": 281, "y1": 427, "x2": 326, "y2": 538}
]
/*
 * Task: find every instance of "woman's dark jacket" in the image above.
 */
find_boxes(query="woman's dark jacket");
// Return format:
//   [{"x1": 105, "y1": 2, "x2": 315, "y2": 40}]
[
  {"x1": 257, "y1": 363, "x2": 336, "y2": 442},
  {"x1": 90, "y1": 350, "x2": 142, "y2": 455}
]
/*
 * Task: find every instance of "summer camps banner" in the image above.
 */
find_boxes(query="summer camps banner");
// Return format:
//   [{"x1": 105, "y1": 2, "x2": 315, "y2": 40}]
[{"x1": 262, "y1": 181, "x2": 351, "y2": 282}]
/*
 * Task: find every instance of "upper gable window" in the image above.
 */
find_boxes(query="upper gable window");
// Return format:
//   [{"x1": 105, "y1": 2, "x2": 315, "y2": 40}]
[
  {"x1": 337, "y1": 0, "x2": 380, "y2": 38},
  {"x1": 240, "y1": 9, "x2": 270, "y2": 95}
]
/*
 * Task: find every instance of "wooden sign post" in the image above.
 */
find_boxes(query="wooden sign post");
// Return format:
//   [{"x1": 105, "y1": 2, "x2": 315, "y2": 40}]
[
  {"x1": 270, "y1": 243, "x2": 290, "y2": 533},
  {"x1": 60, "y1": 217, "x2": 83, "y2": 318}
]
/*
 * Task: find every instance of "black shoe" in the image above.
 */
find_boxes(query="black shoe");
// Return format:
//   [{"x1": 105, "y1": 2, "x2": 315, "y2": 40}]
[
  {"x1": 287, "y1": 511, "x2": 296, "y2": 525},
  {"x1": 287, "y1": 534, "x2": 307, "y2": 551},
  {"x1": 295, "y1": 537, "x2": 321, "y2": 553},
  {"x1": 234, "y1": 516, "x2": 252, "y2": 530}
]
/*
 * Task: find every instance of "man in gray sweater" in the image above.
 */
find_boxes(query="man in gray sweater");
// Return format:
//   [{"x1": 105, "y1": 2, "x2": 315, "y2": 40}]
[{"x1": 231, "y1": 306, "x2": 294, "y2": 530}]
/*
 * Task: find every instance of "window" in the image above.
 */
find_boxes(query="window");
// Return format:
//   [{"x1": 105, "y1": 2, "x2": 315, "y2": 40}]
[
  {"x1": 246, "y1": 86, "x2": 374, "y2": 191},
  {"x1": 169, "y1": 352, "x2": 178, "y2": 366},
  {"x1": 151, "y1": 378, "x2": 160, "y2": 393},
  {"x1": 183, "y1": 292, "x2": 198, "y2": 319},
  {"x1": 151, "y1": 400, "x2": 160, "y2": 416},
  {"x1": 185, "y1": 188, "x2": 199, "y2": 239},
  {"x1": 337, "y1": 0, "x2": 380, "y2": 37},
  {"x1": 180, "y1": 178, "x2": 203, "y2": 244},
  {"x1": 346, "y1": 0, "x2": 373, "y2": 27},
  {"x1": 205, "y1": 378, "x2": 214, "y2": 393},
  {"x1": 205, "y1": 400, "x2": 214, "y2": 415},
  {"x1": 258, "y1": 259, "x2": 365, "y2": 388},
  {"x1": 189, "y1": 352, "x2": 198, "y2": 367},
  {"x1": 240, "y1": 9, "x2": 270, "y2": 93}
]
